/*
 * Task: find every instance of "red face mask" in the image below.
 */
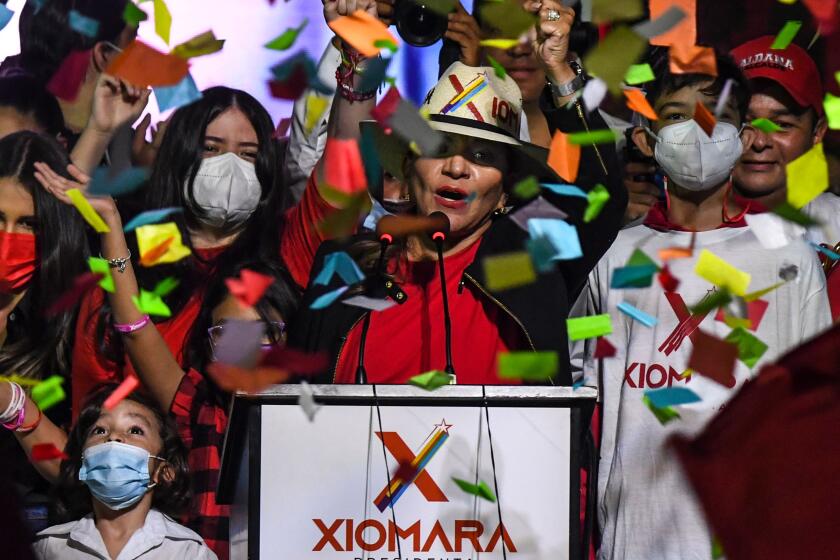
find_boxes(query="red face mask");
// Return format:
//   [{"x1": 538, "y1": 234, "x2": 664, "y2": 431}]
[{"x1": 0, "y1": 231, "x2": 37, "y2": 294}]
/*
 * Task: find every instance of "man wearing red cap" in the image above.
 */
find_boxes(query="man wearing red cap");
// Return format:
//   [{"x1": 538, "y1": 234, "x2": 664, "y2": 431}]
[{"x1": 731, "y1": 36, "x2": 840, "y2": 246}]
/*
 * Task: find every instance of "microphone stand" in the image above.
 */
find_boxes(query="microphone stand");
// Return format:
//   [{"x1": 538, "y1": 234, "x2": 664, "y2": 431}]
[
  {"x1": 355, "y1": 234, "x2": 392, "y2": 385},
  {"x1": 432, "y1": 231, "x2": 456, "y2": 382}
]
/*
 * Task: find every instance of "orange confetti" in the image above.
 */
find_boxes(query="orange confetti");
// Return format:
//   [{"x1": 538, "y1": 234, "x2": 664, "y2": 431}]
[
  {"x1": 104, "y1": 375, "x2": 140, "y2": 410},
  {"x1": 105, "y1": 40, "x2": 189, "y2": 87},
  {"x1": 327, "y1": 10, "x2": 398, "y2": 58},
  {"x1": 669, "y1": 43, "x2": 717, "y2": 76},
  {"x1": 649, "y1": 0, "x2": 696, "y2": 47},
  {"x1": 547, "y1": 131, "x2": 581, "y2": 183},
  {"x1": 207, "y1": 362, "x2": 291, "y2": 393},
  {"x1": 693, "y1": 101, "x2": 717, "y2": 137},
  {"x1": 139, "y1": 237, "x2": 174, "y2": 267},
  {"x1": 624, "y1": 89, "x2": 659, "y2": 120}
]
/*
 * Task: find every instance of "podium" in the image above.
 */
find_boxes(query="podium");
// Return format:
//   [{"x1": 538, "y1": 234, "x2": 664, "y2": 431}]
[{"x1": 217, "y1": 384, "x2": 597, "y2": 560}]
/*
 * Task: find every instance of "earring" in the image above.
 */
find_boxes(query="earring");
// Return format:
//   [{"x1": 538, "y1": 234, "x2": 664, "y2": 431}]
[{"x1": 492, "y1": 207, "x2": 509, "y2": 217}]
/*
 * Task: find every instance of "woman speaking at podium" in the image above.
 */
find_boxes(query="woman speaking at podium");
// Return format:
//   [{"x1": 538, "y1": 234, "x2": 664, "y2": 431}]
[{"x1": 289, "y1": 0, "x2": 626, "y2": 386}]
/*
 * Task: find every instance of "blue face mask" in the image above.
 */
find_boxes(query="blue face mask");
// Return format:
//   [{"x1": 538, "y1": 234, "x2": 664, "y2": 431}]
[{"x1": 79, "y1": 441, "x2": 163, "y2": 511}]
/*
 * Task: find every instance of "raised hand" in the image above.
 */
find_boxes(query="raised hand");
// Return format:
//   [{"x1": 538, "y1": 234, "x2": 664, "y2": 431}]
[
  {"x1": 131, "y1": 114, "x2": 170, "y2": 168},
  {"x1": 323, "y1": 0, "x2": 379, "y2": 24},
  {"x1": 446, "y1": 2, "x2": 482, "y2": 67},
  {"x1": 88, "y1": 74, "x2": 151, "y2": 137},
  {"x1": 525, "y1": 0, "x2": 576, "y2": 83},
  {"x1": 32, "y1": 162, "x2": 119, "y2": 225}
]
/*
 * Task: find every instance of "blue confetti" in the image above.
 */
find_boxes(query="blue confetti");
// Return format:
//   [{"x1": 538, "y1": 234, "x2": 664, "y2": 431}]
[
  {"x1": 88, "y1": 167, "x2": 150, "y2": 197},
  {"x1": 527, "y1": 218, "x2": 582, "y2": 261},
  {"x1": 154, "y1": 73, "x2": 203, "y2": 112},
  {"x1": 310, "y1": 286, "x2": 349, "y2": 310},
  {"x1": 617, "y1": 301, "x2": 658, "y2": 327},
  {"x1": 644, "y1": 386, "x2": 702, "y2": 408},
  {"x1": 0, "y1": 4, "x2": 13, "y2": 31},
  {"x1": 540, "y1": 183, "x2": 588, "y2": 198},
  {"x1": 68, "y1": 9, "x2": 100, "y2": 38},
  {"x1": 123, "y1": 207, "x2": 182, "y2": 232},
  {"x1": 810, "y1": 241, "x2": 840, "y2": 260},
  {"x1": 610, "y1": 264, "x2": 658, "y2": 289},
  {"x1": 314, "y1": 252, "x2": 365, "y2": 286}
]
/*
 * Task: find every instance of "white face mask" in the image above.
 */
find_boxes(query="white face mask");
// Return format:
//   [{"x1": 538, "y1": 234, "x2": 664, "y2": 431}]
[
  {"x1": 185, "y1": 152, "x2": 261, "y2": 229},
  {"x1": 648, "y1": 120, "x2": 744, "y2": 191}
]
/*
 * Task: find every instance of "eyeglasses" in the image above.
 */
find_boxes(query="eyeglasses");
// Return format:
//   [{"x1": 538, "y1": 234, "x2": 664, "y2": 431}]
[{"x1": 207, "y1": 320, "x2": 287, "y2": 349}]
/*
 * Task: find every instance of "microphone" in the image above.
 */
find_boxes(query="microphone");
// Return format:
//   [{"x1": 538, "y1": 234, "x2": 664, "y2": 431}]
[
  {"x1": 355, "y1": 232, "x2": 394, "y2": 385},
  {"x1": 428, "y1": 212, "x2": 455, "y2": 382},
  {"x1": 376, "y1": 213, "x2": 450, "y2": 239}
]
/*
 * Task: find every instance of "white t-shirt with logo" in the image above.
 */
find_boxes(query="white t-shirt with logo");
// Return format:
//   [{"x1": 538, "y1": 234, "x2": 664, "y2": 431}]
[
  {"x1": 570, "y1": 224, "x2": 830, "y2": 560},
  {"x1": 803, "y1": 192, "x2": 840, "y2": 247}
]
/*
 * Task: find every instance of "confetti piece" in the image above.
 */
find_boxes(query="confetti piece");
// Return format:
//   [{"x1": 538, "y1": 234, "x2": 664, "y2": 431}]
[
  {"x1": 527, "y1": 218, "x2": 583, "y2": 261},
  {"x1": 625, "y1": 63, "x2": 655, "y2": 85},
  {"x1": 153, "y1": 0, "x2": 171, "y2": 44},
  {"x1": 104, "y1": 375, "x2": 140, "y2": 410},
  {"x1": 123, "y1": 2, "x2": 147, "y2": 26},
  {"x1": 136, "y1": 222, "x2": 191, "y2": 265},
  {"x1": 644, "y1": 0, "x2": 693, "y2": 46},
  {"x1": 259, "y1": 346, "x2": 330, "y2": 375},
  {"x1": 584, "y1": 184, "x2": 610, "y2": 223},
  {"x1": 786, "y1": 142, "x2": 829, "y2": 209},
  {"x1": 409, "y1": 370, "x2": 453, "y2": 390},
  {"x1": 315, "y1": 251, "x2": 365, "y2": 286},
  {"x1": 688, "y1": 330, "x2": 738, "y2": 387},
  {"x1": 0, "y1": 375, "x2": 41, "y2": 387},
  {"x1": 388, "y1": 99, "x2": 445, "y2": 157},
  {"x1": 617, "y1": 301, "x2": 658, "y2": 326},
  {"x1": 46, "y1": 272, "x2": 103, "y2": 315},
  {"x1": 68, "y1": 9, "x2": 100, "y2": 38},
  {"x1": 486, "y1": 55, "x2": 506, "y2": 79},
  {"x1": 715, "y1": 298, "x2": 768, "y2": 331},
  {"x1": 568, "y1": 129, "x2": 617, "y2": 146},
  {"x1": 592, "y1": 0, "x2": 644, "y2": 23},
  {"x1": 152, "y1": 277, "x2": 179, "y2": 297},
  {"x1": 498, "y1": 351, "x2": 558, "y2": 381},
  {"x1": 583, "y1": 26, "x2": 647, "y2": 94},
  {"x1": 548, "y1": 130, "x2": 581, "y2": 182},
  {"x1": 771, "y1": 20, "x2": 803, "y2": 50},
  {"x1": 206, "y1": 362, "x2": 291, "y2": 393},
  {"x1": 644, "y1": 386, "x2": 702, "y2": 408},
  {"x1": 812, "y1": 242, "x2": 840, "y2": 260},
  {"x1": 825, "y1": 93, "x2": 840, "y2": 130},
  {"x1": 772, "y1": 201, "x2": 822, "y2": 226},
  {"x1": 713, "y1": 78, "x2": 734, "y2": 118},
  {"x1": 67, "y1": 189, "x2": 110, "y2": 233},
  {"x1": 106, "y1": 40, "x2": 189, "y2": 87},
  {"x1": 87, "y1": 257, "x2": 114, "y2": 293},
  {"x1": 582, "y1": 77, "x2": 608, "y2": 112},
  {"x1": 642, "y1": 394, "x2": 681, "y2": 424},
  {"x1": 694, "y1": 102, "x2": 716, "y2": 137},
  {"x1": 327, "y1": 10, "x2": 397, "y2": 58},
  {"x1": 264, "y1": 20, "x2": 308, "y2": 51},
  {"x1": 357, "y1": 55, "x2": 392, "y2": 93},
  {"x1": 566, "y1": 314, "x2": 613, "y2": 340},
  {"x1": 373, "y1": 38, "x2": 399, "y2": 52},
  {"x1": 154, "y1": 73, "x2": 202, "y2": 112},
  {"x1": 225, "y1": 269, "x2": 274, "y2": 307},
  {"x1": 525, "y1": 235, "x2": 556, "y2": 273},
  {"x1": 624, "y1": 89, "x2": 658, "y2": 120},
  {"x1": 669, "y1": 43, "x2": 717, "y2": 76},
  {"x1": 594, "y1": 336, "x2": 617, "y2": 358},
  {"x1": 31, "y1": 376, "x2": 65, "y2": 411},
  {"x1": 323, "y1": 138, "x2": 368, "y2": 195},
  {"x1": 452, "y1": 477, "x2": 496, "y2": 502},
  {"x1": 132, "y1": 289, "x2": 171, "y2": 317},
  {"x1": 123, "y1": 207, "x2": 182, "y2": 231},
  {"x1": 47, "y1": 50, "x2": 91, "y2": 101},
  {"x1": 31, "y1": 443, "x2": 69, "y2": 461},
  {"x1": 513, "y1": 176, "x2": 540, "y2": 200},
  {"x1": 298, "y1": 380, "x2": 321, "y2": 422},
  {"x1": 480, "y1": 38, "x2": 519, "y2": 49},
  {"x1": 310, "y1": 286, "x2": 349, "y2": 310},
  {"x1": 540, "y1": 183, "x2": 587, "y2": 198},
  {"x1": 695, "y1": 249, "x2": 751, "y2": 296},
  {"x1": 213, "y1": 319, "x2": 263, "y2": 368},
  {"x1": 750, "y1": 118, "x2": 783, "y2": 133},
  {"x1": 483, "y1": 252, "x2": 537, "y2": 291},
  {"x1": 611, "y1": 264, "x2": 658, "y2": 288},
  {"x1": 658, "y1": 265, "x2": 680, "y2": 292},
  {"x1": 88, "y1": 166, "x2": 150, "y2": 197},
  {"x1": 171, "y1": 30, "x2": 225, "y2": 59},
  {"x1": 480, "y1": 0, "x2": 536, "y2": 38},
  {"x1": 342, "y1": 295, "x2": 397, "y2": 312},
  {"x1": 689, "y1": 288, "x2": 732, "y2": 315},
  {"x1": 712, "y1": 537, "x2": 725, "y2": 560},
  {"x1": 627, "y1": 248, "x2": 658, "y2": 268},
  {"x1": 0, "y1": 4, "x2": 13, "y2": 32},
  {"x1": 724, "y1": 327, "x2": 768, "y2": 369}
]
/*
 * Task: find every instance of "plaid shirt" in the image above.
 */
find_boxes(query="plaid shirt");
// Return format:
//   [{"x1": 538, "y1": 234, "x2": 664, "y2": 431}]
[{"x1": 171, "y1": 369, "x2": 229, "y2": 560}]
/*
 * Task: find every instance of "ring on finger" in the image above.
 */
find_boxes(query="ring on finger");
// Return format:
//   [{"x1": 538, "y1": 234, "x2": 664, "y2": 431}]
[{"x1": 545, "y1": 9, "x2": 561, "y2": 21}]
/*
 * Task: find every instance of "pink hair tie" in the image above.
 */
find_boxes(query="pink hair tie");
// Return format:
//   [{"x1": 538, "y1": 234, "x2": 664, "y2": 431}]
[{"x1": 114, "y1": 315, "x2": 150, "y2": 333}]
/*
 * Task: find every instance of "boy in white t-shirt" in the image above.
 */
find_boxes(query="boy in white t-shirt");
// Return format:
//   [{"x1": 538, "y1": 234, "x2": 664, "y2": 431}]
[{"x1": 573, "y1": 48, "x2": 831, "y2": 560}]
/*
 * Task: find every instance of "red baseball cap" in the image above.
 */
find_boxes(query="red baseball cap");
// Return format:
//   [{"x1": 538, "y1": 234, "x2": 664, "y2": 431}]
[{"x1": 730, "y1": 35, "x2": 824, "y2": 116}]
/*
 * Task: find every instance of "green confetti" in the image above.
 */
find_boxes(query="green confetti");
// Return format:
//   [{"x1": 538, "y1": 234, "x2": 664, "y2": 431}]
[
  {"x1": 627, "y1": 248, "x2": 659, "y2": 269},
  {"x1": 153, "y1": 0, "x2": 171, "y2": 44},
  {"x1": 486, "y1": 55, "x2": 507, "y2": 79},
  {"x1": 566, "y1": 314, "x2": 613, "y2": 341},
  {"x1": 87, "y1": 257, "x2": 114, "y2": 293},
  {"x1": 122, "y1": 2, "x2": 147, "y2": 26},
  {"x1": 772, "y1": 201, "x2": 822, "y2": 226},
  {"x1": 408, "y1": 370, "x2": 453, "y2": 390},
  {"x1": 584, "y1": 183, "x2": 610, "y2": 223},
  {"x1": 770, "y1": 20, "x2": 802, "y2": 50},
  {"x1": 724, "y1": 327, "x2": 768, "y2": 369},
  {"x1": 513, "y1": 176, "x2": 540, "y2": 200},
  {"x1": 498, "y1": 351, "x2": 558, "y2": 381},
  {"x1": 419, "y1": 0, "x2": 457, "y2": 15},
  {"x1": 642, "y1": 395, "x2": 680, "y2": 425},
  {"x1": 32, "y1": 375, "x2": 66, "y2": 411},
  {"x1": 373, "y1": 39, "x2": 398, "y2": 53},
  {"x1": 824, "y1": 93, "x2": 840, "y2": 130},
  {"x1": 479, "y1": 0, "x2": 536, "y2": 39},
  {"x1": 583, "y1": 26, "x2": 647, "y2": 94},
  {"x1": 750, "y1": 118, "x2": 783, "y2": 133},
  {"x1": 452, "y1": 477, "x2": 496, "y2": 502},
  {"x1": 567, "y1": 129, "x2": 617, "y2": 146},
  {"x1": 624, "y1": 63, "x2": 655, "y2": 85},
  {"x1": 689, "y1": 289, "x2": 732, "y2": 315},
  {"x1": 264, "y1": 19, "x2": 308, "y2": 51},
  {"x1": 152, "y1": 277, "x2": 179, "y2": 297},
  {"x1": 711, "y1": 536, "x2": 725, "y2": 559},
  {"x1": 132, "y1": 289, "x2": 171, "y2": 317}
]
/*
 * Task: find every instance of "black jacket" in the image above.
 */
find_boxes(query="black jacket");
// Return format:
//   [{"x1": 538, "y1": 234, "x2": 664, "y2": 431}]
[{"x1": 287, "y1": 89, "x2": 628, "y2": 385}]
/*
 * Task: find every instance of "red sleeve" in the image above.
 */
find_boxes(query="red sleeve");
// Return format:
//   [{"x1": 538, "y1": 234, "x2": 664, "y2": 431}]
[
  {"x1": 71, "y1": 287, "x2": 121, "y2": 419},
  {"x1": 280, "y1": 171, "x2": 339, "y2": 289},
  {"x1": 170, "y1": 368, "x2": 227, "y2": 451},
  {"x1": 828, "y1": 266, "x2": 840, "y2": 322}
]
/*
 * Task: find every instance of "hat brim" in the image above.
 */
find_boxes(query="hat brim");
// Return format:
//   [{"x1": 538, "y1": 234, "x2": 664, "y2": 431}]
[
  {"x1": 360, "y1": 118, "x2": 561, "y2": 187},
  {"x1": 744, "y1": 67, "x2": 824, "y2": 115}
]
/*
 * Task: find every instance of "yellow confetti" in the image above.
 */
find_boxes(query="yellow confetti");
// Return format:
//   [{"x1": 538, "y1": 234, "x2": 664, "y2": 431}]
[
  {"x1": 483, "y1": 252, "x2": 536, "y2": 291},
  {"x1": 304, "y1": 94, "x2": 329, "y2": 136},
  {"x1": 786, "y1": 142, "x2": 829, "y2": 209},
  {"x1": 67, "y1": 188, "x2": 110, "y2": 233},
  {"x1": 135, "y1": 222, "x2": 191, "y2": 265},
  {"x1": 695, "y1": 249, "x2": 752, "y2": 296},
  {"x1": 153, "y1": 0, "x2": 172, "y2": 44},
  {"x1": 480, "y1": 38, "x2": 519, "y2": 49},
  {"x1": 744, "y1": 281, "x2": 786, "y2": 302}
]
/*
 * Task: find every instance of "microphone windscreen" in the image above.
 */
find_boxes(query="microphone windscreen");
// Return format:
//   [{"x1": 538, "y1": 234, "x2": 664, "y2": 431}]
[
  {"x1": 428, "y1": 211, "x2": 450, "y2": 235},
  {"x1": 376, "y1": 214, "x2": 451, "y2": 238}
]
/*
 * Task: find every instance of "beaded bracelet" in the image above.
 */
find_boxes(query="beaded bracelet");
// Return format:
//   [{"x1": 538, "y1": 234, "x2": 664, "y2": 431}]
[
  {"x1": 114, "y1": 314, "x2": 151, "y2": 333},
  {"x1": 336, "y1": 45, "x2": 377, "y2": 102}
]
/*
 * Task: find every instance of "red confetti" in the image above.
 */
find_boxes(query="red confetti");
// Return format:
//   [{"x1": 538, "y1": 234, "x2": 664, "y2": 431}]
[
  {"x1": 259, "y1": 346, "x2": 329, "y2": 375},
  {"x1": 273, "y1": 117, "x2": 292, "y2": 139},
  {"x1": 207, "y1": 362, "x2": 291, "y2": 393},
  {"x1": 658, "y1": 265, "x2": 680, "y2": 292},
  {"x1": 594, "y1": 337, "x2": 617, "y2": 359},
  {"x1": 393, "y1": 460, "x2": 419, "y2": 483},
  {"x1": 267, "y1": 64, "x2": 309, "y2": 100},
  {"x1": 46, "y1": 272, "x2": 103, "y2": 315},
  {"x1": 104, "y1": 375, "x2": 141, "y2": 410},
  {"x1": 225, "y1": 269, "x2": 274, "y2": 308},
  {"x1": 687, "y1": 330, "x2": 738, "y2": 388},
  {"x1": 370, "y1": 87, "x2": 401, "y2": 126},
  {"x1": 323, "y1": 138, "x2": 368, "y2": 195},
  {"x1": 714, "y1": 298, "x2": 769, "y2": 332},
  {"x1": 693, "y1": 101, "x2": 717, "y2": 138},
  {"x1": 31, "y1": 443, "x2": 69, "y2": 462},
  {"x1": 47, "y1": 49, "x2": 91, "y2": 101}
]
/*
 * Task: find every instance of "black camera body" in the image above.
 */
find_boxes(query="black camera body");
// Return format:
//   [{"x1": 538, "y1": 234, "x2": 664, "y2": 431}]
[{"x1": 393, "y1": 0, "x2": 451, "y2": 47}]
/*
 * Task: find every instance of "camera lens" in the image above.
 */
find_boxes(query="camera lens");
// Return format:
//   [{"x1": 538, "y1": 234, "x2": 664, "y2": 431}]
[{"x1": 394, "y1": 1, "x2": 449, "y2": 47}]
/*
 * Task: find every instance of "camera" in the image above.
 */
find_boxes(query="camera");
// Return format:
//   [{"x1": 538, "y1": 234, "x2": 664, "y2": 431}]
[{"x1": 393, "y1": 0, "x2": 451, "y2": 47}]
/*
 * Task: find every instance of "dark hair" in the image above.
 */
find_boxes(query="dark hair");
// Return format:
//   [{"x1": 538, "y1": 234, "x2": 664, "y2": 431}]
[
  {"x1": 185, "y1": 259, "x2": 301, "y2": 407},
  {"x1": 0, "y1": 131, "x2": 89, "y2": 380},
  {"x1": 52, "y1": 384, "x2": 191, "y2": 522},
  {"x1": 15, "y1": 0, "x2": 129, "y2": 85},
  {"x1": 643, "y1": 47, "x2": 752, "y2": 121},
  {"x1": 0, "y1": 76, "x2": 64, "y2": 135}
]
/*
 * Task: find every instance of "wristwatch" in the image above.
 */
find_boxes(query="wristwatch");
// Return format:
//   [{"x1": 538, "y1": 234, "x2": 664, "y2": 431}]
[{"x1": 548, "y1": 60, "x2": 586, "y2": 97}]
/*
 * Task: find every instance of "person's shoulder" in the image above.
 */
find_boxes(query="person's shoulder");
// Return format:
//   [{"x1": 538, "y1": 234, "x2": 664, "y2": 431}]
[
  {"x1": 156, "y1": 512, "x2": 215, "y2": 551},
  {"x1": 804, "y1": 193, "x2": 840, "y2": 224},
  {"x1": 35, "y1": 517, "x2": 84, "y2": 539}
]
